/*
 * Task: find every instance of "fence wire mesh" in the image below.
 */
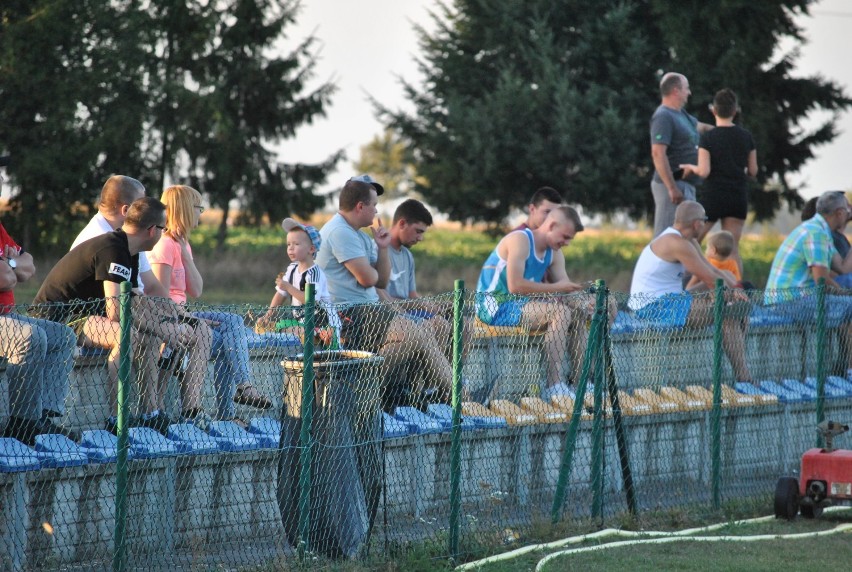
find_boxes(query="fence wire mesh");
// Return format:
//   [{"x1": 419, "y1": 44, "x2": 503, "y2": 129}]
[{"x1": 1, "y1": 282, "x2": 851, "y2": 570}]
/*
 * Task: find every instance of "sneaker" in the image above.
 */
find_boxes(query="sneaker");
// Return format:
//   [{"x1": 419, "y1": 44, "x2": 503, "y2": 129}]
[
  {"x1": 138, "y1": 411, "x2": 173, "y2": 436},
  {"x1": 105, "y1": 415, "x2": 140, "y2": 436},
  {"x1": 181, "y1": 408, "x2": 213, "y2": 432},
  {"x1": 233, "y1": 384, "x2": 273, "y2": 410},
  {"x1": 2, "y1": 416, "x2": 79, "y2": 446}
]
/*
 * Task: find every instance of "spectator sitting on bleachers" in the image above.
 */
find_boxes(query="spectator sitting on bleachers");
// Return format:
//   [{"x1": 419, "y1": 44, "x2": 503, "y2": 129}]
[
  {"x1": 686, "y1": 230, "x2": 741, "y2": 289},
  {"x1": 1, "y1": 219, "x2": 78, "y2": 445},
  {"x1": 317, "y1": 175, "x2": 464, "y2": 402},
  {"x1": 149, "y1": 185, "x2": 272, "y2": 429},
  {"x1": 258, "y1": 217, "x2": 340, "y2": 344},
  {"x1": 513, "y1": 186, "x2": 564, "y2": 232},
  {"x1": 69, "y1": 175, "x2": 213, "y2": 433},
  {"x1": 766, "y1": 190, "x2": 852, "y2": 377},
  {"x1": 377, "y1": 199, "x2": 464, "y2": 356},
  {"x1": 476, "y1": 205, "x2": 598, "y2": 401},
  {"x1": 33, "y1": 197, "x2": 213, "y2": 435},
  {"x1": 630, "y1": 200, "x2": 752, "y2": 384},
  {"x1": 800, "y1": 195, "x2": 852, "y2": 288}
]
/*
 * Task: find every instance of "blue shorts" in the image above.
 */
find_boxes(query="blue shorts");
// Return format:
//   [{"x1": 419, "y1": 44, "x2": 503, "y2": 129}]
[
  {"x1": 634, "y1": 293, "x2": 692, "y2": 327},
  {"x1": 477, "y1": 299, "x2": 528, "y2": 327}
]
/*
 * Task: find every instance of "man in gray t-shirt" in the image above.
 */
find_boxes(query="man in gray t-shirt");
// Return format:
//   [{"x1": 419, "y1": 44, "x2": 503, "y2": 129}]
[{"x1": 650, "y1": 72, "x2": 713, "y2": 237}]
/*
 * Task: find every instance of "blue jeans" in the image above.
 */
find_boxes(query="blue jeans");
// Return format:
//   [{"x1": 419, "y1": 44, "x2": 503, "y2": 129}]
[
  {"x1": 192, "y1": 311, "x2": 252, "y2": 420},
  {"x1": 0, "y1": 313, "x2": 76, "y2": 421}
]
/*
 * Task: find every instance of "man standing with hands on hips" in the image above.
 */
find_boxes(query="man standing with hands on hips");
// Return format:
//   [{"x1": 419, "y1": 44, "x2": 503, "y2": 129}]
[{"x1": 650, "y1": 72, "x2": 714, "y2": 237}]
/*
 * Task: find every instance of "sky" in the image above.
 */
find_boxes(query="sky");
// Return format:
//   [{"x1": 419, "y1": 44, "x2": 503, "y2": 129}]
[{"x1": 277, "y1": 0, "x2": 852, "y2": 201}]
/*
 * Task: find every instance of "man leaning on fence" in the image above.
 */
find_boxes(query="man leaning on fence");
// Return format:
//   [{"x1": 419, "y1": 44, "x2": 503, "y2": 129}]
[
  {"x1": 0, "y1": 218, "x2": 78, "y2": 445},
  {"x1": 476, "y1": 206, "x2": 599, "y2": 401},
  {"x1": 765, "y1": 190, "x2": 852, "y2": 377},
  {"x1": 629, "y1": 200, "x2": 752, "y2": 383}
]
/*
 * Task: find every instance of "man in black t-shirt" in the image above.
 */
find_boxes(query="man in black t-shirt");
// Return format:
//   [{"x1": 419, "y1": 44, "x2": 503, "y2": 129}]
[{"x1": 34, "y1": 197, "x2": 212, "y2": 433}]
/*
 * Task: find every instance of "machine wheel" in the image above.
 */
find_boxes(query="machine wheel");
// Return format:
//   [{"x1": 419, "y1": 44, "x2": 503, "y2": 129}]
[
  {"x1": 774, "y1": 477, "x2": 799, "y2": 519},
  {"x1": 800, "y1": 503, "x2": 823, "y2": 519}
]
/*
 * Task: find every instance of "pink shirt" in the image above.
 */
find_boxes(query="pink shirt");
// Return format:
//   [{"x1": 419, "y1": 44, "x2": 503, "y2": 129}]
[{"x1": 147, "y1": 235, "x2": 190, "y2": 304}]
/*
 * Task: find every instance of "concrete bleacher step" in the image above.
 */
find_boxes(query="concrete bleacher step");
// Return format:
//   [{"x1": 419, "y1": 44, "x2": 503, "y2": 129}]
[
  {"x1": 167, "y1": 423, "x2": 221, "y2": 454},
  {"x1": 733, "y1": 382, "x2": 779, "y2": 405},
  {"x1": 427, "y1": 404, "x2": 477, "y2": 432},
  {"x1": 0, "y1": 437, "x2": 41, "y2": 472},
  {"x1": 758, "y1": 380, "x2": 809, "y2": 403},
  {"x1": 719, "y1": 384, "x2": 759, "y2": 406},
  {"x1": 128, "y1": 427, "x2": 182, "y2": 458},
  {"x1": 803, "y1": 376, "x2": 852, "y2": 398},
  {"x1": 549, "y1": 395, "x2": 593, "y2": 420},
  {"x1": 33, "y1": 434, "x2": 89, "y2": 468},
  {"x1": 685, "y1": 385, "x2": 728, "y2": 407},
  {"x1": 460, "y1": 402, "x2": 508, "y2": 428},
  {"x1": 632, "y1": 388, "x2": 681, "y2": 414},
  {"x1": 394, "y1": 406, "x2": 445, "y2": 434},
  {"x1": 207, "y1": 420, "x2": 263, "y2": 451},
  {"x1": 614, "y1": 391, "x2": 654, "y2": 415},
  {"x1": 79, "y1": 429, "x2": 121, "y2": 462},
  {"x1": 382, "y1": 412, "x2": 413, "y2": 438},
  {"x1": 247, "y1": 417, "x2": 284, "y2": 447},
  {"x1": 489, "y1": 400, "x2": 537, "y2": 426},
  {"x1": 781, "y1": 379, "x2": 818, "y2": 399},
  {"x1": 659, "y1": 386, "x2": 709, "y2": 411},
  {"x1": 518, "y1": 397, "x2": 569, "y2": 423}
]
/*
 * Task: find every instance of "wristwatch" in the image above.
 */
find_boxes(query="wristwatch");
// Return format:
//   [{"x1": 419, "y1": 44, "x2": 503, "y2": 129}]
[{"x1": 6, "y1": 257, "x2": 16, "y2": 269}]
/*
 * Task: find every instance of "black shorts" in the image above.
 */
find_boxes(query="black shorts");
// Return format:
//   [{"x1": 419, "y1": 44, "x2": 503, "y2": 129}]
[
  {"x1": 338, "y1": 303, "x2": 396, "y2": 354},
  {"x1": 699, "y1": 189, "x2": 747, "y2": 222}
]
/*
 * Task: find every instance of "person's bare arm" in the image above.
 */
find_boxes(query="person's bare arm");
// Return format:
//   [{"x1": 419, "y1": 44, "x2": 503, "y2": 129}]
[
  {"x1": 681, "y1": 147, "x2": 711, "y2": 179},
  {"x1": 140, "y1": 270, "x2": 168, "y2": 298},
  {"x1": 149, "y1": 264, "x2": 173, "y2": 296},
  {"x1": 812, "y1": 264, "x2": 843, "y2": 291},
  {"x1": 0, "y1": 257, "x2": 16, "y2": 291},
  {"x1": 697, "y1": 121, "x2": 714, "y2": 134},
  {"x1": 371, "y1": 220, "x2": 391, "y2": 289},
  {"x1": 651, "y1": 143, "x2": 683, "y2": 205},
  {"x1": 343, "y1": 256, "x2": 381, "y2": 288},
  {"x1": 672, "y1": 238, "x2": 738, "y2": 289},
  {"x1": 4, "y1": 248, "x2": 35, "y2": 282},
  {"x1": 504, "y1": 234, "x2": 582, "y2": 295},
  {"x1": 177, "y1": 238, "x2": 204, "y2": 298}
]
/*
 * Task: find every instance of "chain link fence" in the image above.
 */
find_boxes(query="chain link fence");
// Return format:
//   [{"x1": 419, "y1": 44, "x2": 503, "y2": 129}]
[{"x1": 1, "y1": 280, "x2": 851, "y2": 570}]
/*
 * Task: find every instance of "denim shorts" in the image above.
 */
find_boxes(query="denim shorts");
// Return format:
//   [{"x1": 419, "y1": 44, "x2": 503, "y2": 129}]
[{"x1": 634, "y1": 293, "x2": 693, "y2": 327}]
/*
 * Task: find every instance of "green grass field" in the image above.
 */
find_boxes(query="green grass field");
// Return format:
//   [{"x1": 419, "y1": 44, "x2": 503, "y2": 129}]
[{"x1": 14, "y1": 224, "x2": 785, "y2": 306}]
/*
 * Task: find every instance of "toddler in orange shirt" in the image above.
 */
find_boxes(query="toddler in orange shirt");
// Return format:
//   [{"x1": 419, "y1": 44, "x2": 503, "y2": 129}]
[{"x1": 688, "y1": 230, "x2": 741, "y2": 289}]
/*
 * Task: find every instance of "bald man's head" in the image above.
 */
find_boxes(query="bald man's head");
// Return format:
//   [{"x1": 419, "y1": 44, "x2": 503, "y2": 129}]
[
  {"x1": 98, "y1": 175, "x2": 145, "y2": 215},
  {"x1": 674, "y1": 201, "x2": 706, "y2": 226}
]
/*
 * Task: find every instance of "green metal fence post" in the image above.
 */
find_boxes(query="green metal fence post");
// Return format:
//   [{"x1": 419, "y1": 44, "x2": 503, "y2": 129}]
[
  {"x1": 590, "y1": 282, "x2": 607, "y2": 520},
  {"x1": 601, "y1": 286, "x2": 637, "y2": 516},
  {"x1": 816, "y1": 276, "x2": 827, "y2": 448},
  {"x1": 449, "y1": 280, "x2": 464, "y2": 560},
  {"x1": 551, "y1": 282, "x2": 606, "y2": 523},
  {"x1": 711, "y1": 278, "x2": 725, "y2": 511},
  {"x1": 297, "y1": 284, "x2": 317, "y2": 560},
  {"x1": 112, "y1": 281, "x2": 132, "y2": 572}
]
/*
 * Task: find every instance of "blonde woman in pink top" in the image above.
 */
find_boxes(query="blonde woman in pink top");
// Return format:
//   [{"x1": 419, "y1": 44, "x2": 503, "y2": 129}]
[{"x1": 149, "y1": 185, "x2": 271, "y2": 426}]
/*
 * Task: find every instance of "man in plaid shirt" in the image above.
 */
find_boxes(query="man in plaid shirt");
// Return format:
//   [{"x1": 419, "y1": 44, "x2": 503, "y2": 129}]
[{"x1": 765, "y1": 190, "x2": 852, "y2": 376}]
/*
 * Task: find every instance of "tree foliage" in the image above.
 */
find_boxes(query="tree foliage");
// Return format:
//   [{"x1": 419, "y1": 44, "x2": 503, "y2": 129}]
[
  {"x1": 354, "y1": 129, "x2": 421, "y2": 200},
  {"x1": 0, "y1": 0, "x2": 340, "y2": 252},
  {"x1": 381, "y1": 0, "x2": 851, "y2": 225}
]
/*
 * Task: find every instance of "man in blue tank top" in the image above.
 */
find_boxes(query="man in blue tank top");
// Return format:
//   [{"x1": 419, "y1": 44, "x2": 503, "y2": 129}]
[{"x1": 476, "y1": 206, "x2": 594, "y2": 399}]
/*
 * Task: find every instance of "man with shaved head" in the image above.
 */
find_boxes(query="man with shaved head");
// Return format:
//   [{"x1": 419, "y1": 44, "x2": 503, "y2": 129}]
[
  {"x1": 650, "y1": 72, "x2": 714, "y2": 237},
  {"x1": 630, "y1": 200, "x2": 752, "y2": 383}
]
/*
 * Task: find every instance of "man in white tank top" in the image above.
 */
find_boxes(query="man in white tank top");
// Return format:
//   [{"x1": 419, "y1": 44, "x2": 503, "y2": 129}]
[{"x1": 630, "y1": 201, "x2": 752, "y2": 383}]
